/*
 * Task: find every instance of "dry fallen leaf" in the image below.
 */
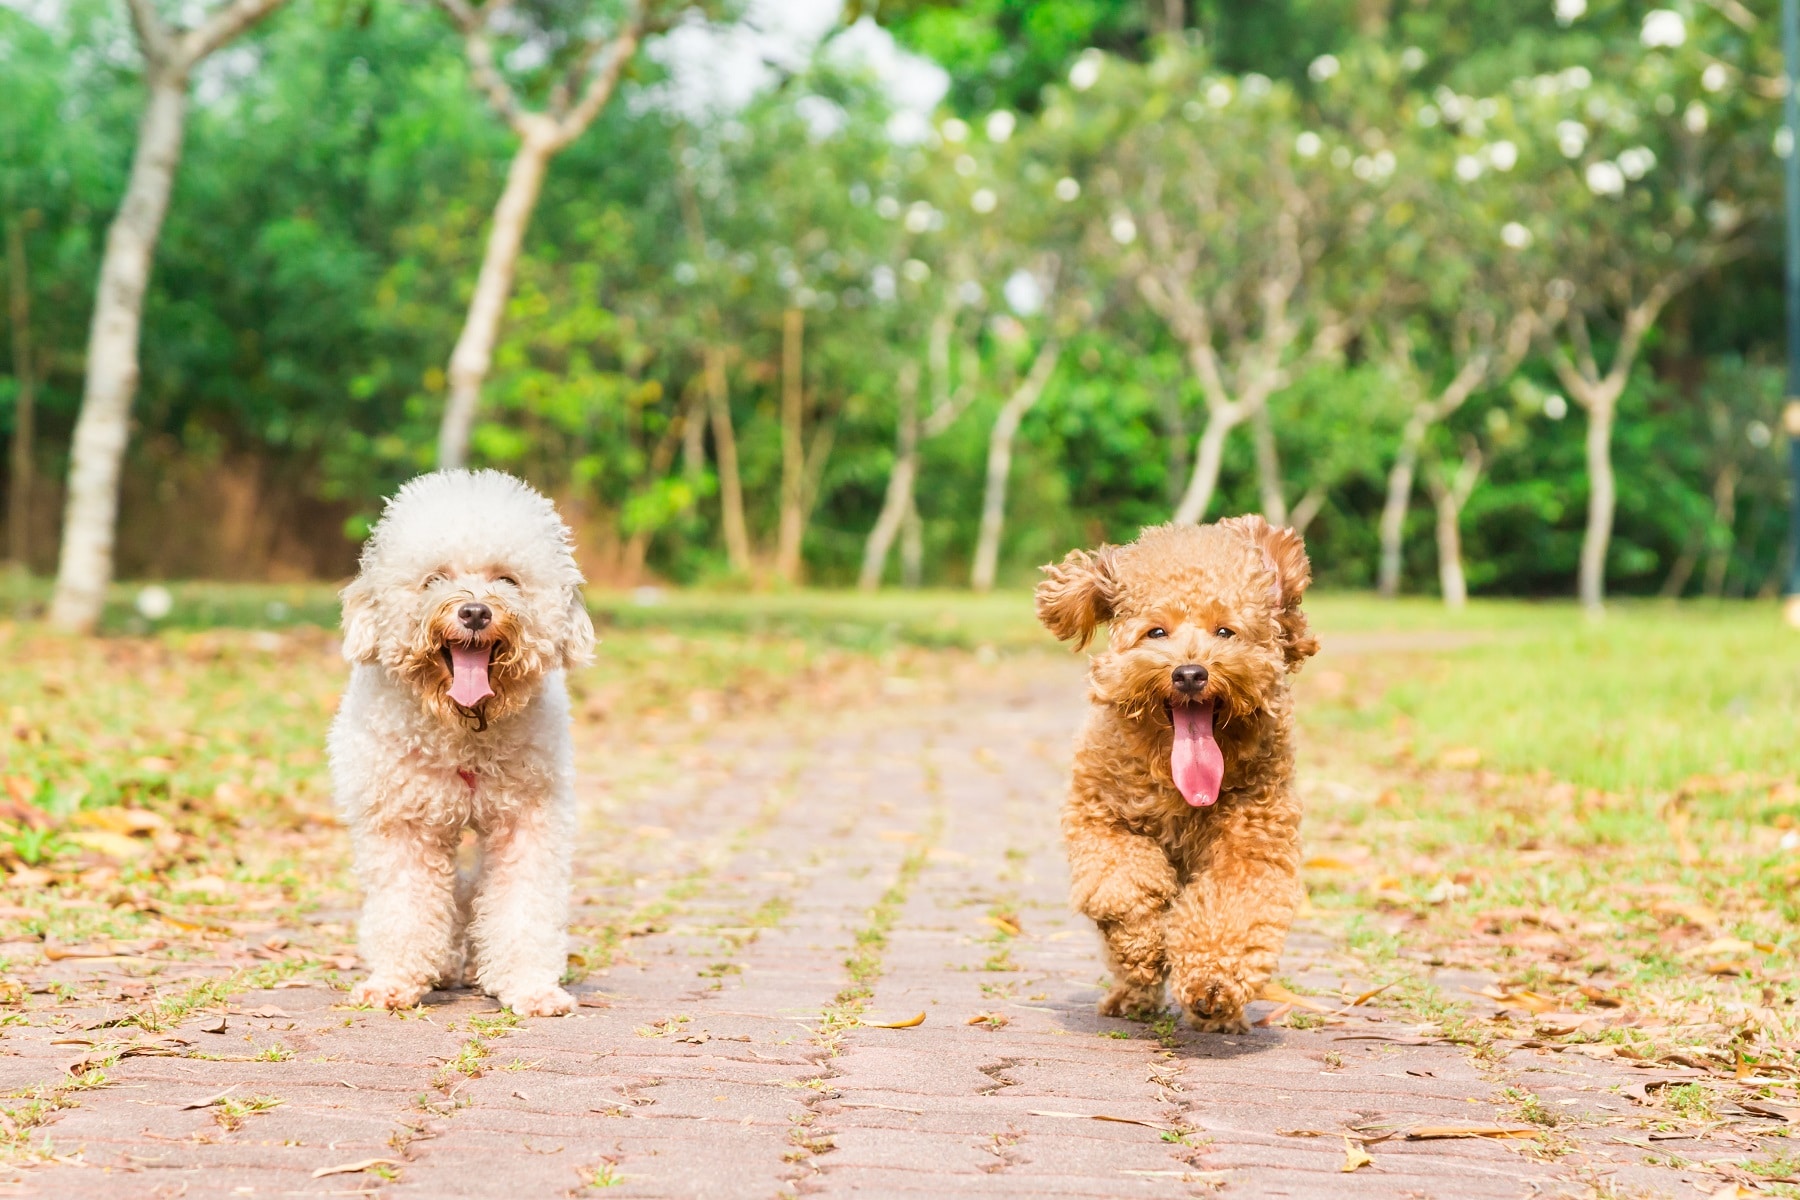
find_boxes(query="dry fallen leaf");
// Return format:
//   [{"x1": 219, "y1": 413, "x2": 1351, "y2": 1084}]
[
  {"x1": 1405, "y1": 1125, "x2": 1537, "y2": 1140},
  {"x1": 1341, "y1": 1137, "x2": 1373, "y2": 1172},
  {"x1": 982, "y1": 915, "x2": 1023, "y2": 937},
  {"x1": 1577, "y1": 984, "x2": 1622, "y2": 1007},
  {"x1": 181, "y1": 1086, "x2": 239, "y2": 1110},
  {"x1": 1351, "y1": 983, "x2": 1396, "y2": 1006},
  {"x1": 966, "y1": 1011, "x2": 1010, "y2": 1029},
  {"x1": 859, "y1": 1012, "x2": 926, "y2": 1029},
  {"x1": 1026, "y1": 1110, "x2": 1169, "y2": 1131},
  {"x1": 1258, "y1": 981, "x2": 1333, "y2": 1013},
  {"x1": 1468, "y1": 985, "x2": 1558, "y2": 1014},
  {"x1": 312, "y1": 1158, "x2": 400, "y2": 1179}
]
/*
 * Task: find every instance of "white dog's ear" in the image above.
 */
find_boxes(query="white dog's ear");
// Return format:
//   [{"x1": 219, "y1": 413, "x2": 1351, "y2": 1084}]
[
  {"x1": 560, "y1": 587, "x2": 596, "y2": 669},
  {"x1": 340, "y1": 577, "x2": 380, "y2": 664}
]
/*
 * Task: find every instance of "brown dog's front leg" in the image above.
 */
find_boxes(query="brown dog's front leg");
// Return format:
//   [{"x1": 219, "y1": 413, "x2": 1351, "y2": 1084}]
[
  {"x1": 1064, "y1": 811, "x2": 1178, "y2": 1018},
  {"x1": 1163, "y1": 808, "x2": 1300, "y2": 1032}
]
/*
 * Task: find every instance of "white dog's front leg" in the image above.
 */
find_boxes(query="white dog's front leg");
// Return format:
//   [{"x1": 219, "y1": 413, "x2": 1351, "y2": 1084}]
[
  {"x1": 469, "y1": 805, "x2": 573, "y2": 1016},
  {"x1": 349, "y1": 824, "x2": 460, "y2": 1010}
]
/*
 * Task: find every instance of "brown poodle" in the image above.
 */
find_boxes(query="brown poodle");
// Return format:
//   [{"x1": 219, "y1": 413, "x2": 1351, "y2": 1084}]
[{"x1": 1036, "y1": 517, "x2": 1318, "y2": 1032}]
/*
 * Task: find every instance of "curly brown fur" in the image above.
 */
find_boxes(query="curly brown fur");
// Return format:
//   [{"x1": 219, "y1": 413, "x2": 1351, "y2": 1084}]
[{"x1": 1037, "y1": 518, "x2": 1317, "y2": 1032}]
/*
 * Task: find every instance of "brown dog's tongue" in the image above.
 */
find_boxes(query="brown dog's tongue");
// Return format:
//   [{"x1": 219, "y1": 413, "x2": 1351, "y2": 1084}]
[
  {"x1": 447, "y1": 644, "x2": 494, "y2": 708},
  {"x1": 1171, "y1": 700, "x2": 1224, "y2": 807}
]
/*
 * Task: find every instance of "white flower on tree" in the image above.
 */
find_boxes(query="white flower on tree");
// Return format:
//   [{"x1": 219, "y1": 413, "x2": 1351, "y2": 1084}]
[
  {"x1": 1684, "y1": 101, "x2": 1708, "y2": 134},
  {"x1": 1053, "y1": 177, "x2": 1081, "y2": 201},
  {"x1": 1109, "y1": 214, "x2": 1137, "y2": 245},
  {"x1": 1455, "y1": 154, "x2": 1483, "y2": 182},
  {"x1": 1400, "y1": 46, "x2": 1427, "y2": 71},
  {"x1": 1500, "y1": 221, "x2": 1533, "y2": 248},
  {"x1": 1486, "y1": 140, "x2": 1518, "y2": 171},
  {"x1": 1554, "y1": 0, "x2": 1586, "y2": 25},
  {"x1": 1308, "y1": 54, "x2": 1339, "y2": 82},
  {"x1": 1617, "y1": 146, "x2": 1656, "y2": 180},
  {"x1": 1640, "y1": 9, "x2": 1685, "y2": 48},
  {"x1": 1206, "y1": 81, "x2": 1232, "y2": 107},
  {"x1": 1295, "y1": 131, "x2": 1323, "y2": 158},
  {"x1": 1701, "y1": 63, "x2": 1729, "y2": 93},
  {"x1": 1557, "y1": 120, "x2": 1588, "y2": 157},
  {"x1": 970, "y1": 188, "x2": 997, "y2": 213},
  {"x1": 1003, "y1": 270, "x2": 1042, "y2": 316},
  {"x1": 985, "y1": 110, "x2": 1015, "y2": 142},
  {"x1": 1069, "y1": 51, "x2": 1101, "y2": 92},
  {"x1": 1585, "y1": 160, "x2": 1626, "y2": 196},
  {"x1": 941, "y1": 117, "x2": 968, "y2": 143}
]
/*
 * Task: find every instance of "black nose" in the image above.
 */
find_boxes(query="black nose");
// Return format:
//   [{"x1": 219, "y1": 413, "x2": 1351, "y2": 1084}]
[
  {"x1": 458, "y1": 602, "x2": 492, "y2": 632},
  {"x1": 1172, "y1": 664, "x2": 1209, "y2": 694}
]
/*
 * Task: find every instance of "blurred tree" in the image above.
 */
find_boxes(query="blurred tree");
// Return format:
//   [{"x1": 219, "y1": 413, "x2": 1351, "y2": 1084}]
[{"x1": 48, "y1": 0, "x2": 292, "y2": 633}]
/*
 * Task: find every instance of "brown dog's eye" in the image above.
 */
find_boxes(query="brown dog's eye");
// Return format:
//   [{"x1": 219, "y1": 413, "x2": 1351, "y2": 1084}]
[
  {"x1": 1146, "y1": 627, "x2": 1168, "y2": 639},
  {"x1": 1214, "y1": 627, "x2": 1235, "y2": 639}
]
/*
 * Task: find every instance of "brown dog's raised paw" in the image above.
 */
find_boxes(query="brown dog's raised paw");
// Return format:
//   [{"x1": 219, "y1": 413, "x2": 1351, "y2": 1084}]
[{"x1": 1097, "y1": 981, "x2": 1166, "y2": 1019}]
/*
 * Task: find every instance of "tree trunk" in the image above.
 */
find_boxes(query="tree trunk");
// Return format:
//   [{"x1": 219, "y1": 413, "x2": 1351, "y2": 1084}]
[
  {"x1": 1702, "y1": 463, "x2": 1740, "y2": 598},
  {"x1": 1172, "y1": 404, "x2": 1242, "y2": 525},
  {"x1": 774, "y1": 307, "x2": 805, "y2": 584},
  {"x1": 49, "y1": 72, "x2": 189, "y2": 633},
  {"x1": 703, "y1": 345, "x2": 752, "y2": 576},
  {"x1": 1435, "y1": 488, "x2": 1469, "y2": 609},
  {"x1": 436, "y1": 130, "x2": 554, "y2": 470},
  {"x1": 6, "y1": 216, "x2": 35, "y2": 573},
  {"x1": 1289, "y1": 483, "x2": 1327, "y2": 538},
  {"x1": 1250, "y1": 404, "x2": 1288, "y2": 526},
  {"x1": 1376, "y1": 409, "x2": 1428, "y2": 599},
  {"x1": 900, "y1": 494, "x2": 922, "y2": 589},
  {"x1": 1578, "y1": 397, "x2": 1616, "y2": 614},
  {"x1": 971, "y1": 339, "x2": 1059, "y2": 592},
  {"x1": 859, "y1": 363, "x2": 919, "y2": 591}
]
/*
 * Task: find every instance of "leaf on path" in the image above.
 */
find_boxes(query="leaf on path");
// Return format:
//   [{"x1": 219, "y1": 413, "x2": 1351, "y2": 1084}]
[
  {"x1": 1027, "y1": 1110, "x2": 1170, "y2": 1131},
  {"x1": 244, "y1": 1006, "x2": 291, "y2": 1019},
  {"x1": 1577, "y1": 984, "x2": 1622, "y2": 1007},
  {"x1": 312, "y1": 1158, "x2": 400, "y2": 1179},
  {"x1": 1258, "y1": 981, "x2": 1332, "y2": 1013},
  {"x1": 1683, "y1": 936, "x2": 1761, "y2": 960},
  {"x1": 837, "y1": 1101, "x2": 924, "y2": 1115},
  {"x1": 1351, "y1": 983, "x2": 1396, "y2": 1006},
  {"x1": 1651, "y1": 901, "x2": 1720, "y2": 929},
  {"x1": 1733, "y1": 1099, "x2": 1800, "y2": 1124},
  {"x1": 1277, "y1": 1128, "x2": 1329, "y2": 1137},
  {"x1": 181, "y1": 1085, "x2": 239, "y2": 1110},
  {"x1": 1302, "y1": 855, "x2": 1360, "y2": 870},
  {"x1": 1341, "y1": 1138, "x2": 1373, "y2": 1172},
  {"x1": 1466, "y1": 985, "x2": 1557, "y2": 1014},
  {"x1": 198, "y1": 1015, "x2": 227, "y2": 1034},
  {"x1": 1404, "y1": 1125, "x2": 1537, "y2": 1140},
  {"x1": 966, "y1": 1012, "x2": 1010, "y2": 1029},
  {"x1": 859, "y1": 1012, "x2": 925, "y2": 1029}
]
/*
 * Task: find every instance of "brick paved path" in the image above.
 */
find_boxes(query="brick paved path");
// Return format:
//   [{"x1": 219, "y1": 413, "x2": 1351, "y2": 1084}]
[{"x1": 6, "y1": 653, "x2": 1710, "y2": 1197}]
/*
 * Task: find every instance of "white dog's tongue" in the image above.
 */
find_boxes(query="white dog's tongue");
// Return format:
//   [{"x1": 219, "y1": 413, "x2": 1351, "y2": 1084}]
[
  {"x1": 447, "y1": 645, "x2": 494, "y2": 708},
  {"x1": 1171, "y1": 700, "x2": 1224, "y2": 807}
]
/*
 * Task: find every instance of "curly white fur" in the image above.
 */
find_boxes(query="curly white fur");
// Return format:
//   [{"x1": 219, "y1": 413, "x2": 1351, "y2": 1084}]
[{"x1": 328, "y1": 470, "x2": 595, "y2": 1016}]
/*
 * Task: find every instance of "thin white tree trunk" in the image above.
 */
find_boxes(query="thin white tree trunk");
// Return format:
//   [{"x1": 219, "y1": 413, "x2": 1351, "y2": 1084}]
[
  {"x1": 774, "y1": 307, "x2": 805, "y2": 584},
  {"x1": 970, "y1": 339, "x2": 1059, "y2": 592},
  {"x1": 437, "y1": 130, "x2": 553, "y2": 469},
  {"x1": 7, "y1": 216, "x2": 36, "y2": 572},
  {"x1": 1289, "y1": 483, "x2": 1327, "y2": 538},
  {"x1": 1701, "y1": 463, "x2": 1739, "y2": 598},
  {"x1": 1376, "y1": 410, "x2": 1428, "y2": 598},
  {"x1": 1173, "y1": 404, "x2": 1243, "y2": 526},
  {"x1": 1578, "y1": 397, "x2": 1616, "y2": 614},
  {"x1": 1429, "y1": 445, "x2": 1482, "y2": 610},
  {"x1": 703, "y1": 345, "x2": 751, "y2": 576},
  {"x1": 50, "y1": 74, "x2": 188, "y2": 631},
  {"x1": 1250, "y1": 404, "x2": 1288, "y2": 526},
  {"x1": 899, "y1": 493, "x2": 922, "y2": 589},
  {"x1": 859, "y1": 363, "x2": 919, "y2": 591}
]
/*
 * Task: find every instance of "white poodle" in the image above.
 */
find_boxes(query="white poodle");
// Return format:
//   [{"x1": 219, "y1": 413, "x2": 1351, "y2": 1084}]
[{"x1": 328, "y1": 470, "x2": 595, "y2": 1016}]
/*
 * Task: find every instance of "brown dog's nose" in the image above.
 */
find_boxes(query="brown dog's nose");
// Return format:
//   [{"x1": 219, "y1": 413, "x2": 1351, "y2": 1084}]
[
  {"x1": 1172, "y1": 664, "x2": 1208, "y2": 695},
  {"x1": 458, "y1": 602, "x2": 492, "y2": 632}
]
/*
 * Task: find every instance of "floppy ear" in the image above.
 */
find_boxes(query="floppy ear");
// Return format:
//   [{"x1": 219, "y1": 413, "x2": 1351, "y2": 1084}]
[
  {"x1": 339, "y1": 577, "x2": 380, "y2": 665},
  {"x1": 560, "y1": 587, "x2": 597, "y2": 670},
  {"x1": 1220, "y1": 515, "x2": 1318, "y2": 670},
  {"x1": 1035, "y1": 546, "x2": 1118, "y2": 650}
]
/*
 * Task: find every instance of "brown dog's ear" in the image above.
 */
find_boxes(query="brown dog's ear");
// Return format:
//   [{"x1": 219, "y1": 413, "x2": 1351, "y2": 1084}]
[
  {"x1": 1219, "y1": 515, "x2": 1318, "y2": 669},
  {"x1": 1035, "y1": 546, "x2": 1118, "y2": 650},
  {"x1": 339, "y1": 577, "x2": 380, "y2": 664}
]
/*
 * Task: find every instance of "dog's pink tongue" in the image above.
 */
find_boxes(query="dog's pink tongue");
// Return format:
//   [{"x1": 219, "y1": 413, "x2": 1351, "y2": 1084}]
[
  {"x1": 1171, "y1": 700, "x2": 1224, "y2": 807},
  {"x1": 447, "y1": 644, "x2": 494, "y2": 708}
]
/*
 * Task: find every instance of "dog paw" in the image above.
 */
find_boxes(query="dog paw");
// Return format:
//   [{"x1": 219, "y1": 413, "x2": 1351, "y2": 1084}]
[
  {"x1": 1173, "y1": 974, "x2": 1252, "y2": 1033},
  {"x1": 349, "y1": 977, "x2": 426, "y2": 1010},
  {"x1": 501, "y1": 985, "x2": 575, "y2": 1018},
  {"x1": 1097, "y1": 981, "x2": 1166, "y2": 1019}
]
